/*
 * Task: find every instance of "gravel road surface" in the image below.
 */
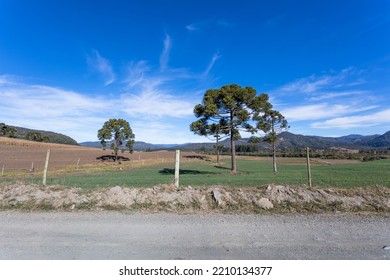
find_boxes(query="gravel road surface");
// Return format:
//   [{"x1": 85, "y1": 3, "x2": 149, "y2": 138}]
[{"x1": 0, "y1": 212, "x2": 389, "y2": 260}]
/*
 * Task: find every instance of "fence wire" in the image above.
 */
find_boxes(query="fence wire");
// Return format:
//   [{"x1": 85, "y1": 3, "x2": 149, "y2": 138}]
[{"x1": 1, "y1": 148, "x2": 389, "y2": 188}]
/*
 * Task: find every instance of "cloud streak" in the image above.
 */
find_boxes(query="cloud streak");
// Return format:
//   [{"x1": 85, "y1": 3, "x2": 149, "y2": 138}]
[
  {"x1": 308, "y1": 90, "x2": 368, "y2": 101},
  {"x1": 274, "y1": 67, "x2": 390, "y2": 134},
  {"x1": 124, "y1": 60, "x2": 150, "y2": 88},
  {"x1": 312, "y1": 109, "x2": 390, "y2": 129},
  {"x1": 278, "y1": 67, "x2": 365, "y2": 95},
  {"x1": 120, "y1": 89, "x2": 194, "y2": 119},
  {"x1": 186, "y1": 18, "x2": 235, "y2": 31},
  {"x1": 0, "y1": 75, "x2": 196, "y2": 142},
  {"x1": 0, "y1": 76, "x2": 110, "y2": 141},
  {"x1": 87, "y1": 50, "x2": 116, "y2": 86},
  {"x1": 282, "y1": 103, "x2": 378, "y2": 121},
  {"x1": 159, "y1": 34, "x2": 171, "y2": 71},
  {"x1": 0, "y1": 33, "x2": 224, "y2": 143},
  {"x1": 202, "y1": 52, "x2": 221, "y2": 77}
]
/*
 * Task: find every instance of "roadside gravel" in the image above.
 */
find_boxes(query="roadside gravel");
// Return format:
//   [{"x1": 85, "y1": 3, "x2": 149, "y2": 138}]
[{"x1": 0, "y1": 212, "x2": 389, "y2": 260}]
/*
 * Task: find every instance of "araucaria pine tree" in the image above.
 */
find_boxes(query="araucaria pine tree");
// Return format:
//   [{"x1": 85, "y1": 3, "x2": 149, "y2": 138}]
[
  {"x1": 255, "y1": 109, "x2": 288, "y2": 172},
  {"x1": 191, "y1": 84, "x2": 272, "y2": 173}
]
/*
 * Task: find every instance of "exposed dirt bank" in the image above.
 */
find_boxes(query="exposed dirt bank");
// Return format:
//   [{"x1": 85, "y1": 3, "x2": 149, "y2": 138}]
[{"x1": 1, "y1": 183, "x2": 389, "y2": 214}]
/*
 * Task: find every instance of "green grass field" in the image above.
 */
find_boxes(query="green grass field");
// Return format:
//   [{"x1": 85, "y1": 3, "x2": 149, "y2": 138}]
[{"x1": 32, "y1": 157, "x2": 389, "y2": 189}]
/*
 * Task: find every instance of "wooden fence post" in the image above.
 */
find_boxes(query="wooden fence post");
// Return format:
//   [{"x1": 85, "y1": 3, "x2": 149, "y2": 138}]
[
  {"x1": 43, "y1": 149, "x2": 51, "y2": 185},
  {"x1": 29, "y1": 162, "x2": 34, "y2": 172},
  {"x1": 174, "y1": 149, "x2": 180, "y2": 188},
  {"x1": 306, "y1": 147, "x2": 312, "y2": 188},
  {"x1": 1, "y1": 165, "x2": 4, "y2": 176}
]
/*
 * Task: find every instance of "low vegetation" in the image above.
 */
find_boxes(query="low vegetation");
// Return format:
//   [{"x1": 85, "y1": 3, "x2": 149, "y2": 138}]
[
  {"x1": 0, "y1": 123, "x2": 78, "y2": 145},
  {"x1": 3, "y1": 156, "x2": 389, "y2": 189}
]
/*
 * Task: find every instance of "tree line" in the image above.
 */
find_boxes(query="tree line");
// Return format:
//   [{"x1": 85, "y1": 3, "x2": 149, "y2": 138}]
[
  {"x1": 1, "y1": 123, "x2": 48, "y2": 142},
  {"x1": 0, "y1": 123, "x2": 79, "y2": 144},
  {"x1": 199, "y1": 145, "x2": 388, "y2": 161}
]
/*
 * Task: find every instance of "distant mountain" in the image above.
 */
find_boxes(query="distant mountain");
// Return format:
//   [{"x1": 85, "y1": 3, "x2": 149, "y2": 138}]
[
  {"x1": 276, "y1": 132, "x2": 389, "y2": 149},
  {"x1": 174, "y1": 131, "x2": 390, "y2": 151},
  {"x1": 78, "y1": 141, "x2": 102, "y2": 148},
  {"x1": 336, "y1": 134, "x2": 379, "y2": 143},
  {"x1": 2, "y1": 124, "x2": 78, "y2": 145},
  {"x1": 80, "y1": 140, "x2": 179, "y2": 150},
  {"x1": 80, "y1": 130, "x2": 390, "y2": 151},
  {"x1": 364, "y1": 131, "x2": 390, "y2": 147}
]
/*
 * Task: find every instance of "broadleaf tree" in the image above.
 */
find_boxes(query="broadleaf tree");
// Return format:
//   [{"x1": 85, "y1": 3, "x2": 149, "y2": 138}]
[
  {"x1": 191, "y1": 84, "x2": 272, "y2": 173},
  {"x1": 97, "y1": 119, "x2": 135, "y2": 163},
  {"x1": 0, "y1": 123, "x2": 16, "y2": 138},
  {"x1": 256, "y1": 109, "x2": 289, "y2": 172},
  {"x1": 25, "y1": 131, "x2": 49, "y2": 143}
]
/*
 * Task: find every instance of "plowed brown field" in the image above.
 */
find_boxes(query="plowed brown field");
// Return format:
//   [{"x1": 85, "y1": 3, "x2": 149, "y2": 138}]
[{"x1": 0, "y1": 137, "x2": 177, "y2": 172}]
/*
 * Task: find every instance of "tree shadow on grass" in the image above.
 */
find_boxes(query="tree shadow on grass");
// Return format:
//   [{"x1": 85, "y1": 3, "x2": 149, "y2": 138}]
[
  {"x1": 159, "y1": 168, "x2": 217, "y2": 175},
  {"x1": 96, "y1": 155, "x2": 130, "y2": 162},
  {"x1": 213, "y1": 165, "x2": 230, "y2": 170},
  {"x1": 183, "y1": 155, "x2": 211, "y2": 161}
]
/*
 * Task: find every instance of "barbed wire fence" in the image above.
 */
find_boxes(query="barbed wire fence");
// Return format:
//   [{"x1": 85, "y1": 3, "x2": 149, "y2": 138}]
[
  {"x1": 1, "y1": 147, "x2": 389, "y2": 188},
  {"x1": 0, "y1": 148, "x2": 207, "y2": 187}
]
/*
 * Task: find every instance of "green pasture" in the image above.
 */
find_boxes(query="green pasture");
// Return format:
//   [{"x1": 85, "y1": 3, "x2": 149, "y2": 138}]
[{"x1": 30, "y1": 157, "x2": 390, "y2": 188}]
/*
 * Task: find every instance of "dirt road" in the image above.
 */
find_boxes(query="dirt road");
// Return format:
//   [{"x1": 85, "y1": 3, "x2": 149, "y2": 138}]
[{"x1": 0, "y1": 212, "x2": 389, "y2": 260}]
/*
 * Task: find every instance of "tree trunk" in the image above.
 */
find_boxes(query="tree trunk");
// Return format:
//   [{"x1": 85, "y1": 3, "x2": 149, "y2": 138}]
[
  {"x1": 230, "y1": 133, "x2": 237, "y2": 174},
  {"x1": 115, "y1": 152, "x2": 118, "y2": 164},
  {"x1": 114, "y1": 133, "x2": 120, "y2": 164},
  {"x1": 272, "y1": 141, "x2": 277, "y2": 173},
  {"x1": 229, "y1": 111, "x2": 237, "y2": 174},
  {"x1": 216, "y1": 136, "x2": 220, "y2": 165},
  {"x1": 271, "y1": 118, "x2": 277, "y2": 173}
]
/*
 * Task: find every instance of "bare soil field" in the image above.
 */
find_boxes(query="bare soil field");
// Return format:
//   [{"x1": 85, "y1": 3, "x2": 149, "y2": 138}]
[
  {"x1": 1, "y1": 137, "x2": 362, "y2": 173},
  {"x1": 0, "y1": 137, "x2": 178, "y2": 171}
]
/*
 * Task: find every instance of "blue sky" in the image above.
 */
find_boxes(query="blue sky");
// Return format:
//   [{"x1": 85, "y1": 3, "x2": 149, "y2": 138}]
[{"x1": 0, "y1": 0, "x2": 389, "y2": 143}]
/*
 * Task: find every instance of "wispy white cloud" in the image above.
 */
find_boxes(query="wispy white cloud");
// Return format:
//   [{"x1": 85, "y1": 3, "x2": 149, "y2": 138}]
[
  {"x1": 120, "y1": 89, "x2": 194, "y2": 119},
  {"x1": 216, "y1": 19, "x2": 235, "y2": 28},
  {"x1": 308, "y1": 90, "x2": 368, "y2": 101},
  {"x1": 282, "y1": 104, "x2": 348, "y2": 121},
  {"x1": 186, "y1": 18, "x2": 234, "y2": 32},
  {"x1": 87, "y1": 50, "x2": 116, "y2": 86},
  {"x1": 0, "y1": 76, "x2": 8, "y2": 85},
  {"x1": 130, "y1": 120, "x2": 200, "y2": 144},
  {"x1": 124, "y1": 60, "x2": 150, "y2": 88},
  {"x1": 186, "y1": 20, "x2": 209, "y2": 31},
  {"x1": 122, "y1": 34, "x2": 219, "y2": 119},
  {"x1": 0, "y1": 33, "x2": 224, "y2": 144},
  {"x1": 159, "y1": 34, "x2": 171, "y2": 71},
  {"x1": 186, "y1": 23, "x2": 198, "y2": 31},
  {"x1": 202, "y1": 52, "x2": 221, "y2": 78},
  {"x1": 0, "y1": 74, "x2": 199, "y2": 143},
  {"x1": 0, "y1": 76, "x2": 110, "y2": 141},
  {"x1": 278, "y1": 67, "x2": 364, "y2": 95},
  {"x1": 312, "y1": 109, "x2": 390, "y2": 129},
  {"x1": 275, "y1": 67, "x2": 390, "y2": 134},
  {"x1": 282, "y1": 103, "x2": 378, "y2": 121}
]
